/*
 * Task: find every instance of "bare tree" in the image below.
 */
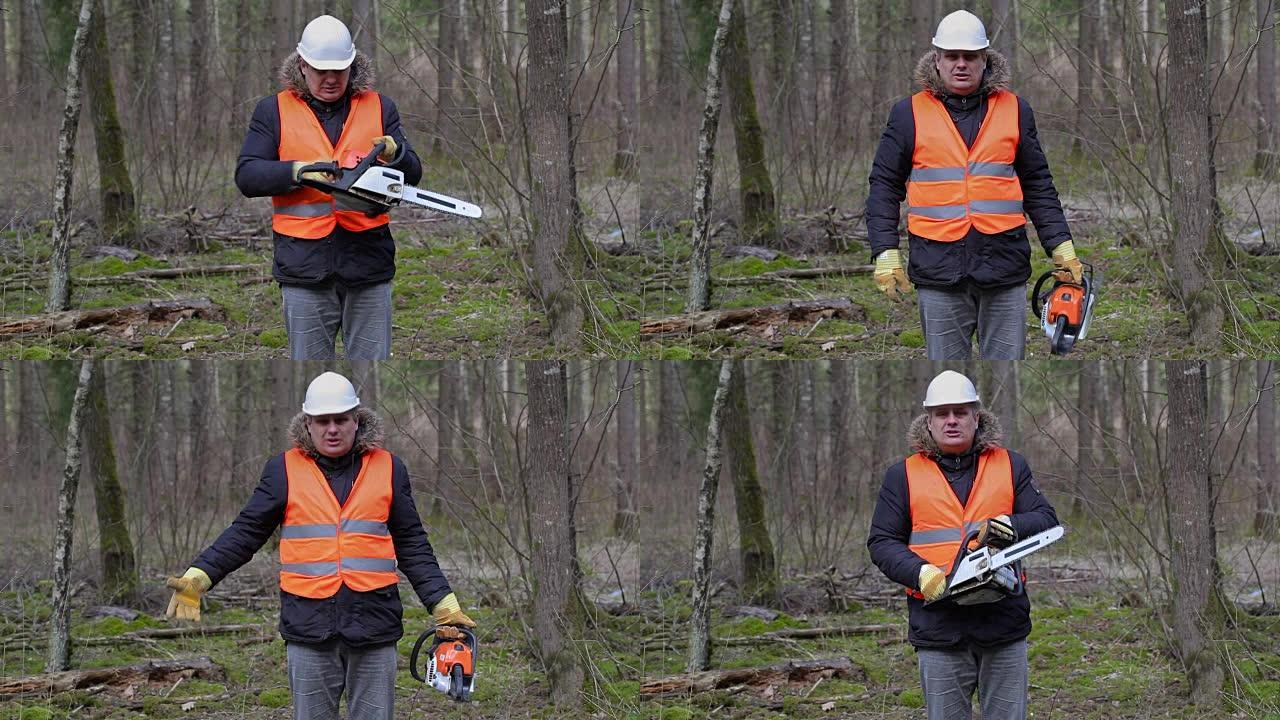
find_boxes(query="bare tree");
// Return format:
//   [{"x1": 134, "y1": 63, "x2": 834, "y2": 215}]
[
  {"x1": 45, "y1": 0, "x2": 98, "y2": 312},
  {"x1": 685, "y1": 0, "x2": 736, "y2": 311},
  {"x1": 725, "y1": 361, "x2": 777, "y2": 605},
  {"x1": 87, "y1": 365, "x2": 139, "y2": 605},
  {"x1": 614, "y1": 0, "x2": 637, "y2": 175},
  {"x1": 525, "y1": 360, "x2": 583, "y2": 705},
  {"x1": 1166, "y1": 0, "x2": 1224, "y2": 344},
  {"x1": 86, "y1": 0, "x2": 138, "y2": 245},
  {"x1": 435, "y1": 0, "x2": 458, "y2": 155},
  {"x1": 1074, "y1": 0, "x2": 1098, "y2": 155},
  {"x1": 990, "y1": 0, "x2": 1018, "y2": 76},
  {"x1": 188, "y1": 0, "x2": 210, "y2": 133},
  {"x1": 1257, "y1": 361, "x2": 1277, "y2": 537},
  {"x1": 526, "y1": 0, "x2": 585, "y2": 346},
  {"x1": 352, "y1": 0, "x2": 379, "y2": 74},
  {"x1": 724, "y1": 0, "x2": 778, "y2": 245},
  {"x1": 0, "y1": 1, "x2": 8, "y2": 100},
  {"x1": 688, "y1": 359, "x2": 734, "y2": 672},
  {"x1": 1164, "y1": 360, "x2": 1224, "y2": 705},
  {"x1": 1076, "y1": 362, "x2": 1098, "y2": 515},
  {"x1": 46, "y1": 359, "x2": 96, "y2": 672},
  {"x1": 1257, "y1": 0, "x2": 1278, "y2": 176},
  {"x1": 614, "y1": 361, "x2": 638, "y2": 539}
]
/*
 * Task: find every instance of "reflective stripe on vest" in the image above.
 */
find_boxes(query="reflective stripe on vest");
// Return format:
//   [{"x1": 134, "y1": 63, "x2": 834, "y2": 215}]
[
  {"x1": 906, "y1": 89, "x2": 1025, "y2": 242},
  {"x1": 272, "y1": 90, "x2": 390, "y2": 240},
  {"x1": 279, "y1": 447, "x2": 399, "y2": 598},
  {"x1": 904, "y1": 448, "x2": 1014, "y2": 599}
]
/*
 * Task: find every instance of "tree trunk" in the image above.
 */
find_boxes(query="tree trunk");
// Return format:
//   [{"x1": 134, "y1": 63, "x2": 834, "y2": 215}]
[
  {"x1": 656, "y1": 0, "x2": 676, "y2": 101},
  {"x1": 525, "y1": 360, "x2": 583, "y2": 706},
  {"x1": 229, "y1": 0, "x2": 252, "y2": 139},
  {"x1": 86, "y1": 0, "x2": 138, "y2": 246},
  {"x1": 725, "y1": 361, "x2": 778, "y2": 605},
  {"x1": 1164, "y1": 360, "x2": 1224, "y2": 706},
  {"x1": 658, "y1": 362, "x2": 685, "y2": 481},
  {"x1": 828, "y1": 361, "x2": 851, "y2": 500},
  {"x1": 1257, "y1": 0, "x2": 1278, "y2": 176},
  {"x1": 16, "y1": 0, "x2": 34, "y2": 94},
  {"x1": 436, "y1": 360, "x2": 458, "y2": 513},
  {"x1": 87, "y1": 365, "x2": 138, "y2": 606},
  {"x1": 1257, "y1": 361, "x2": 1277, "y2": 537},
  {"x1": 435, "y1": 0, "x2": 458, "y2": 155},
  {"x1": 685, "y1": 0, "x2": 736, "y2": 311},
  {"x1": 1074, "y1": 0, "x2": 1097, "y2": 155},
  {"x1": 352, "y1": 0, "x2": 379, "y2": 75},
  {"x1": 687, "y1": 360, "x2": 735, "y2": 672},
  {"x1": 526, "y1": 0, "x2": 585, "y2": 346},
  {"x1": 724, "y1": 0, "x2": 778, "y2": 246},
  {"x1": 0, "y1": 0, "x2": 8, "y2": 100},
  {"x1": 614, "y1": 0, "x2": 637, "y2": 175},
  {"x1": 1075, "y1": 362, "x2": 1097, "y2": 516},
  {"x1": 188, "y1": 0, "x2": 209, "y2": 135},
  {"x1": 46, "y1": 360, "x2": 96, "y2": 672},
  {"x1": 828, "y1": 0, "x2": 849, "y2": 138},
  {"x1": 990, "y1": 0, "x2": 1018, "y2": 77},
  {"x1": 1166, "y1": 0, "x2": 1224, "y2": 344},
  {"x1": 45, "y1": 0, "x2": 97, "y2": 312},
  {"x1": 614, "y1": 361, "x2": 638, "y2": 539}
]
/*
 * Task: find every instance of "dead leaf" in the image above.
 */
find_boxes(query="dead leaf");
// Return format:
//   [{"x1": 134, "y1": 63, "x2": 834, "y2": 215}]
[
  {"x1": 821, "y1": 341, "x2": 836, "y2": 351},
  {"x1": 822, "y1": 701, "x2": 836, "y2": 711},
  {"x1": 181, "y1": 341, "x2": 196, "y2": 351},
  {"x1": 181, "y1": 701, "x2": 196, "y2": 711}
]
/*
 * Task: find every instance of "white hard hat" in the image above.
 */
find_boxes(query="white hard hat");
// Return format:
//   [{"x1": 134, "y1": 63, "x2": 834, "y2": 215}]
[
  {"x1": 297, "y1": 15, "x2": 356, "y2": 71},
  {"x1": 302, "y1": 372, "x2": 360, "y2": 415},
  {"x1": 932, "y1": 10, "x2": 990, "y2": 51},
  {"x1": 922, "y1": 370, "x2": 981, "y2": 408}
]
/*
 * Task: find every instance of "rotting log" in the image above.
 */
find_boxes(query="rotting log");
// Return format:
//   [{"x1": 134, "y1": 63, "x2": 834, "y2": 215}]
[
  {"x1": 0, "y1": 656, "x2": 224, "y2": 697},
  {"x1": 5, "y1": 264, "x2": 264, "y2": 288},
  {"x1": 640, "y1": 656, "x2": 861, "y2": 697},
  {"x1": 640, "y1": 298, "x2": 862, "y2": 337},
  {"x1": 717, "y1": 624, "x2": 899, "y2": 645},
  {"x1": 0, "y1": 298, "x2": 224, "y2": 337}
]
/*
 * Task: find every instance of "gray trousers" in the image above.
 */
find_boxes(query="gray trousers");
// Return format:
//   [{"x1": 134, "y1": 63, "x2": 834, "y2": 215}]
[
  {"x1": 917, "y1": 283, "x2": 1027, "y2": 360},
  {"x1": 286, "y1": 640, "x2": 398, "y2": 720},
  {"x1": 281, "y1": 282, "x2": 393, "y2": 360},
  {"x1": 918, "y1": 640, "x2": 1029, "y2": 720}
]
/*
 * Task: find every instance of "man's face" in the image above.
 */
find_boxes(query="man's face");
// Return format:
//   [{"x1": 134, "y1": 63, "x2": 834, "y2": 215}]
[
  {"x1": 935, "y1": 50, "x2": 986, "y2": 96},
  {"x1": 300, "y1": 61, "x2": 350, "y2": 103},
  {"x1": 927, "y1": 403, "x2": 979, "y2": 455},
  {"x1": 307, "y1": 412, "x2": 358, "y2": 458}
]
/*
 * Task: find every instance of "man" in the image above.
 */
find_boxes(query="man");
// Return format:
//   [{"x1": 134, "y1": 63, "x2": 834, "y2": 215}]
[
  {"x1": 165, "y1": 372, "x2": 473, "y2": 720},
  {"x1": 236, "y1": 15, "x2": 423, "y2": 360},
  {"x1": 867, "y1": 370, "x2": 1060, "y2": 720},
  {"x1": 866, "y1": 10, "x2": 1083, "y2": 360}
]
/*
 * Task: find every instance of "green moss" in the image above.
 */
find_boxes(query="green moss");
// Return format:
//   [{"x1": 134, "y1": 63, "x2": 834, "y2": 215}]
[
  {"x1": 258, "y1": 688, "x2": 291, "y2": 708},
  {"x1": 1246, "y1": 680, "x2": 1280, "y2": 705},
  {"x1": 897, "y1": 329, "x2": 925, "y2": 348},
  {"x1": 659, "y1": 345, "x2": 695, "y2": 360},
  {"x1": 658, "y1": 707, "x2": 695, "y2": 720},
  {"x1": 258, "y1": 329, "x2": 287, "y2": 349},
  {"x1": 18, "y1": 708, "x2": 54, "y2": 720},
  {"x1": 17, "y1": 346, "x2": 55, "y2": 360},
  {"x1": 170, "y1": 319, "x2": 227, "y2": 338},
  {"x1": 897, "y1": 688, "x2": 925, "y2": 708}
]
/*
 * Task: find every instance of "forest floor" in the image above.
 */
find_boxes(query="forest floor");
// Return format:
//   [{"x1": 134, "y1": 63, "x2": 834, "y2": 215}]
[{"x1": 2, "y1": 550, "x2": 1277, "y2": 719}]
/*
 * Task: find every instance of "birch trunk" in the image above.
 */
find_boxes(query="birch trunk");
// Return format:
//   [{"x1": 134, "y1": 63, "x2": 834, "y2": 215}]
[{"x1": 687, "y1": 360, "x2": 735, "y2": 672}]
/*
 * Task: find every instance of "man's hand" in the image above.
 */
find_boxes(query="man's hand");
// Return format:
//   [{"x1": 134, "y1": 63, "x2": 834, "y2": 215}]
[
  {"x1": 1051, "y1": 240, "x2": 1084, "y2": 284},
  {"x1": 292, "y1": 160, "x2": 336, "y2": 184},
  {"x1": 371, "y1": 135, "x2": 398, "y2": 162},
  {"x1": 432, "y1": 592, "x2": 477, "y2": 629},
  {"x1": 165, "y1": 567, "x2": 211, "y2": 622},
  {"x1": 874, "y1": 249, "x2": 912, "y2": 300},
  {"x1": 974, "y1": 515, "x2": 1017, "y2": 549},
  {"x1": 919, "y1": 564, "x2": 947, "y2": 602}
]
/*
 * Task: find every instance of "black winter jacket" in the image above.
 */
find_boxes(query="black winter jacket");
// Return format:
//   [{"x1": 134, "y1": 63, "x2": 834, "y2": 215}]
[
  {"x1": 866, "y1": 50, "x2": 1072, "y2": 290},
  {"x1": 192, "y1": 445, "x2": 451, "y2": 647},
  {"x1": 235, "y1": 51, "x2": 423, "y2": 289},
  {"x1": 867, "y1": 411, "x2": 1060, "y2": 649}
]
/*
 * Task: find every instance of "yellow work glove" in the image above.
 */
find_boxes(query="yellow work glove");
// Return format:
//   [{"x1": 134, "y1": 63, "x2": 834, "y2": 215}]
[
  {"x1": 974, "y1": 514, "x2": 1017, "y2": 549},
  {"x1": 919, "y1": 564, "x2": 948, "y2": 602},
  {"x1": 371, "y1": 135, "x2": 398, "y2": 162},
  {"x1": 432, "y1": 592, "x2": 477, "y2": 633},
  {"x1": 1051, "y1": 240, "x2": 1084, "y2": 284},
  {"x1": 291, "y1": 160, "x2": 335, "y2": 184},
  {"x1": 874, "y1": 249, "x2": 912, "y2": 300},
  {"x1": 165, "y1": 567, "x2": 211, "y2": 622}
]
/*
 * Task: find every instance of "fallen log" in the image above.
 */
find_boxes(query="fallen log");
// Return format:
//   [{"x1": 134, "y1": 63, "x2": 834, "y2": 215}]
[
  {"x1": 3, "y1": 264, "x2": 264, "y2": 288},
  {"x1": 0, "y1": 656, "x2": 224, "y2": 697},
  {"x1": 640, "y1": 298, "x2": 862, "y2": 337},
  {"x1": 0, "y1": 298, "x2": 224, "y2": 337},
  {"x1": 81, "y1": 623, "x2": 268, "y2": 645},
  {"x1": 720, "y1": 265, "x2": 873, "y2": 284},
  {"x1": 640, "y1": 657, "x2": 861, "y2": 697},
  {"x1": 718, "y1": 624, "x2": 899, "y2": 645}
]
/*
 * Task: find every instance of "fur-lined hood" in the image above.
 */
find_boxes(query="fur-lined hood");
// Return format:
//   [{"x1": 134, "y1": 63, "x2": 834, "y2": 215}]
[
  {"x1": 278, "y1": 50, "x2": 376, "y2": 100},
  {"x1": 913, "y1": 48, "x2": 1011, "y2": 97},
  {"x1": 906, "y1": 408, "x2": 1003, "y2": 459},
  {"x1": 287, "y1": 406, "x2": 385, "y2": 458}
]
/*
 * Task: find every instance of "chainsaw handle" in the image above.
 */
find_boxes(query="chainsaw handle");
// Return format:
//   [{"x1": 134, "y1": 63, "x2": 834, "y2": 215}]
[
  {"x1": 296, "y1": 161, "x2": 340, "y2": 177},
  {"x1": 408, "y1": 628, "x2": 434, "y2": 683}
]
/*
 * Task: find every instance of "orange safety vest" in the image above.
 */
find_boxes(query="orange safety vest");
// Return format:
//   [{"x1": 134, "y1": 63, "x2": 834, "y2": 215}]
[
  {"x1": 272, "y1": 90, "x2": 390, "y2": 239},
  {"x1": 906, "y1": 89, "x2": 1025, "y2": 242},
  {"x1": 904, "y1": 447, "x2": 1014, "y2": 599},
  {"x1": 279, "y1": 448, "x2": 399, "y2": 598}
]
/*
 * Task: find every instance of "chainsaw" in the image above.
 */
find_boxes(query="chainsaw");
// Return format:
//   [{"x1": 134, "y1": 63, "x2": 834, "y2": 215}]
[
  {"x1": 924, "y1": 525, "x2": 1065, "y2": 607},
  {"x1": 295, "y1": 142, "x2": 483, "y2": 220},
  {"x1": 1030, "y1": 263, "x2": 1096, "y2": 355},
  {"x1": 410, "y1": 625, "x2": 477, "y2": 702}
]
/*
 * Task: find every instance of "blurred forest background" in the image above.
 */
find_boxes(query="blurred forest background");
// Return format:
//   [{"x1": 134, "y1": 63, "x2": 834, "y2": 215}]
[
  {"x1": 0, "y1": 359, "x2": 1275, "y2": 717},
  {"x1": 1, "y1": 1, "x2": 1280, "y2": 355}
]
